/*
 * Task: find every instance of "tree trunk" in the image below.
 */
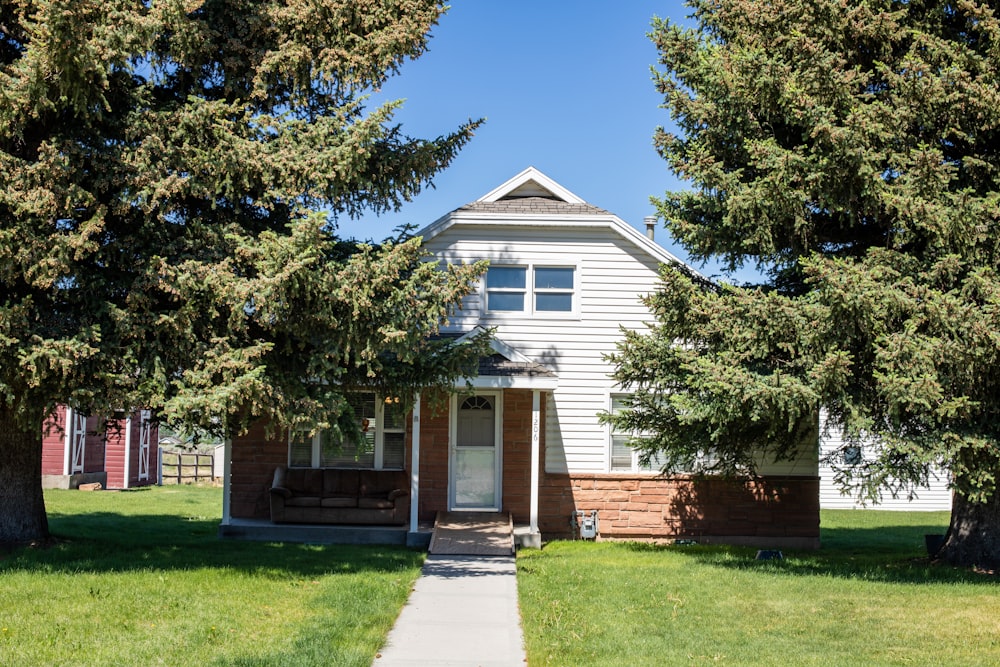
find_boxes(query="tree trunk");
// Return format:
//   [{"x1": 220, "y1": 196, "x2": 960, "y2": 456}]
[
  {"x1": 939, "y1": 489, "x2": 1000, "y2": 571},
  {"x1": 0, "y1": 406, "x2": 49, "y2": 546}
]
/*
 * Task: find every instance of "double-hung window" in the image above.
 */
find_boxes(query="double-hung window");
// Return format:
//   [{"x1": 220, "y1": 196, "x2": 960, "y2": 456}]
[
  {"x1": 289, "y1": 392, "x2": 405, "y2": 469},
  {"x1": 485, "y1": 265, "x2": 576, "y2": 315},
  {"x1": 609, "y1": 394, "x2": 664, "y2": 473}
]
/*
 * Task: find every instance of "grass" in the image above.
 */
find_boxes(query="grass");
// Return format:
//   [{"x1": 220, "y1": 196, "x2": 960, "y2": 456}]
[
  {"x1": 8, "y1": 490, "x2": 999, "y2": 666},
  {"x1": 0, "y1": 485, "x2": 423, "y2": 667},
  {"x1": 518, "y1": 509, "x2": 1000, "y2": 666}
]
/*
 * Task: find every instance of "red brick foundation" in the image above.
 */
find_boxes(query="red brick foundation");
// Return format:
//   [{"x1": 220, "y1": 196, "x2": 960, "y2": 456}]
[
  {"x1": 539, "y1": 473, "x2": 820, "y2": 548},
  {"x1": 228, "y1": 391, "x2": 820, "y2": 549}
]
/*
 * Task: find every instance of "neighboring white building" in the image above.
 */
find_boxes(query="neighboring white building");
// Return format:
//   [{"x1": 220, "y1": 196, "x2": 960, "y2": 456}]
[{"x1": 819, "y1": 417, "x2": 952, "y2": 511}]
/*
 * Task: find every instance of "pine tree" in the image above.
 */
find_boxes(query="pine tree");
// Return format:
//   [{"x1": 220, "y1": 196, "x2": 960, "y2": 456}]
[
  {"x1": 610, "y1": 0, "x2": 1000, "y2": 568},
  {"x1": 0, "y1": 1, "x2": 487, "y2": 545}
]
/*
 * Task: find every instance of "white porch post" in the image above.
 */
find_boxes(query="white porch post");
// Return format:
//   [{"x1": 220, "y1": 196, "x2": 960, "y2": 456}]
[
  {"x1": 529, "y1": 389, "x2": 541, "y2": 538},
  {"x1": 221, "y1": 437, "x2": 232, "y2": 526},
  {"x1": 409, "y1": 393, "x2": 421, "y2": 535}
]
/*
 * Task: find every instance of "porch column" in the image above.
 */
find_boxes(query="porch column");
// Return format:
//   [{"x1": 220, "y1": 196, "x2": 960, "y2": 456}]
[
  {"x1": 220, "y1": 437, "x2": 232, "y2": 526},
  {"x1": 409, "y1": 393, "x2": 421, "y2": 535},
  {"x1": 529, "y1": 389, "x2": 541, "y2": 541}
]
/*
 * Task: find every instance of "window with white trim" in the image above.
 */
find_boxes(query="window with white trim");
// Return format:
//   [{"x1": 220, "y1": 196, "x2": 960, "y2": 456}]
[
  {"x1": 609, "y1": 394, "x2": 664, "y2": 473},
  {"x1": 485, "y1": 265, "x2": 576, "y2": 314},
  {"x1": 289, "y1": 392, "x2": 405, "y2": 469}
]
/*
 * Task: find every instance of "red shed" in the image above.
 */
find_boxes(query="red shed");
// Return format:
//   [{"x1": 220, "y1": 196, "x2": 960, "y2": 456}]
[{"x1": 41, "y1": 406, "x2": 159, "y2": 490}]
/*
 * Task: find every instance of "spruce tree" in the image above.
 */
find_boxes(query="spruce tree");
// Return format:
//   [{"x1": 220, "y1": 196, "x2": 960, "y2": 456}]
[
  {"x1": 610, "y1": 0, "x2": 1000, "y2": 568},
  {"x1": 0, "y1": 1, "x2": 486, "y2": 545}
]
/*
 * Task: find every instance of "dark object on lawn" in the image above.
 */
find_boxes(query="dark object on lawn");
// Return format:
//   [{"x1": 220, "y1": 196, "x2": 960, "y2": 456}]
[
  {"x1": 755, "y1": 550, "x2": 783, "y2": 560},
  {"x1": 925, "y1": 534, "x2": 946, "y2": 558}
]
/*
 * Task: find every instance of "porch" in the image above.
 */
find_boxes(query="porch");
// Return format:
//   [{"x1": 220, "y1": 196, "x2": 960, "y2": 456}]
[
  {"x1": 221, "y1": 338, "x2": 557, "y2": 549},
  {"x1": 218, "y1": 512, "x2": 537, "y2": 550}
]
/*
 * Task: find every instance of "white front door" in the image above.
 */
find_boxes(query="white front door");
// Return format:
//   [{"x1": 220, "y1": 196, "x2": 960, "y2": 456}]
[{"x1": 450, "y1": 392, "x2": 502, "y2": 511}]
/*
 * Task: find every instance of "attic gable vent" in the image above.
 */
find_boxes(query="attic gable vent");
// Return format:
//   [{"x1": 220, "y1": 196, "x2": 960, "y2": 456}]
[
  {"x1": 479, "y1": 167, "x2": 586, "y2": 205},
  {"x1": 500, "y1": 181, "x2": 561, "y2": 200}
]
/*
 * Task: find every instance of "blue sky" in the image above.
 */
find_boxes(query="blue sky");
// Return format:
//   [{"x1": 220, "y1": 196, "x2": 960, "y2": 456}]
[{"x1": 352, "y1": 2, "x2": 747, "y2": 281}]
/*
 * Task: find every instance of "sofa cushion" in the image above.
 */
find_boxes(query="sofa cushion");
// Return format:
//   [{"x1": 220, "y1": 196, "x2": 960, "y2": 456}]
[
  {"x1": 358, "y1": 497, "x2": 395, "y2": 510},
  {"x1": 321, "y1": 496, "x2": 358, "y2": 508},
  {"x1": 360, "y1": 470, "x2": 407, "y2": 496},
  {"x1": 324, "y1": 469, "x2": 360, "y2": 496},
  {"x1": 285, "y1": 468, "x2": 324, "y2": 496}
]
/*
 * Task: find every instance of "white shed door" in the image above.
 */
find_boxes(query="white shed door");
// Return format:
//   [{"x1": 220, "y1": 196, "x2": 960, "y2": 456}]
[
  {"x1": 137, "y1": 410, "x2": 151, "y2": 481},
  {"x1": 70, "y1": 411, "x2": 87, "y2": 474}
]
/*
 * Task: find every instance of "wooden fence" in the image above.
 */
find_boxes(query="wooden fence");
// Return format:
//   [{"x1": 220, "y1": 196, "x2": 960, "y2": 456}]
[{"x1": 159, "y1": 449, "x2": 216, "y2": 485}]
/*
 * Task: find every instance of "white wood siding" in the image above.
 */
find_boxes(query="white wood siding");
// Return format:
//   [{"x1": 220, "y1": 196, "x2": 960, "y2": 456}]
[
  {"x1": 427, "y1": 223, "x2": 820, "y2": 478},
  {"x1": 818, "y1": 416, "x2": 952, "y2": 511},
  {"x1": 427, "y1": 225, "x2": 660, "y2": 473}
]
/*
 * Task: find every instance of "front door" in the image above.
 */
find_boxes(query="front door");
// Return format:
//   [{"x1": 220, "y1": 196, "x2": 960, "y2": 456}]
[{"x1": 450, "y1": 392, "x2": 501, "y2": 511}]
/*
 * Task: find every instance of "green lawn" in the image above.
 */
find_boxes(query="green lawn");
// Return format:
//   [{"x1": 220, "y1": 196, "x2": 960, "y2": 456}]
[
  {"x1": 6, "y1": 488, "x2": 998, "y2": 666},
  {"x1": 0, "y1": 486, "x2": 423, "y2": 667},
  {"x1": 518, "y1": 510, "x2": 1000, "y2": 666}
]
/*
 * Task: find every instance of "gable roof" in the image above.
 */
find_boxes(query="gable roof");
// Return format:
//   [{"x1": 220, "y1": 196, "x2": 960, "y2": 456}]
[
  {"x1": 416, "y1": 166, "x2": 695, "y2": 271},
  {"x1": 452, "y1": 327, "x2": 558, "y2": 389}
]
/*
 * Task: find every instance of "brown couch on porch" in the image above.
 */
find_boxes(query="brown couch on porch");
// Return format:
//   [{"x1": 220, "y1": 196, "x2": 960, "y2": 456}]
[{"x1": 269, "y1": 467, "x2": 409, "y2": 525}]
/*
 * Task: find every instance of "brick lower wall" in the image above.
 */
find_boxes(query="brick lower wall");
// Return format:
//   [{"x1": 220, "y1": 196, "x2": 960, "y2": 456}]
[
  {"x1": 229, "y1": 421, "x2": 288, "y2": 520},
  {"x1": 228, "y1": 393, "x2": 820, "y2": 549},
  {"x1": 538, "y1": 473, "x2": 820, "y2": 548}
]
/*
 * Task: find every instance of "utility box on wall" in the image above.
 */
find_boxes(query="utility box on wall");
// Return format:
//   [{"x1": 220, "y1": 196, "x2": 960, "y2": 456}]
[{"x1": 574, "y1": 510, "x2": 599, "y2": 540}]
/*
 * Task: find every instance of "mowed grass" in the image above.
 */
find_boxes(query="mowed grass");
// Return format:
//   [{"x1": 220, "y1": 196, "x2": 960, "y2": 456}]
[
  {"x1": 0, "y1": 486, "x2": 423, "y2": 667},
  {"x1": 518, "y1": 510, "x2": 1000, "y2": 666}
]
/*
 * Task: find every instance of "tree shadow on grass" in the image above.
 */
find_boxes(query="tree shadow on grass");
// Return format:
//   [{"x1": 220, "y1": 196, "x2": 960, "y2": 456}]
[
  {"x1": 623, "y1": 525, "x2": 997, "y2": 586},
  {"x1": 1, "y1": 511, "x2": 423, "y2": 578}
]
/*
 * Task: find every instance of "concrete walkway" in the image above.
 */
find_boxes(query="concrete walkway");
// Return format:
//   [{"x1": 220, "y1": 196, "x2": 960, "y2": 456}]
[{"x1": 373, "y1": 555, "x2": 527, "y2": 666}]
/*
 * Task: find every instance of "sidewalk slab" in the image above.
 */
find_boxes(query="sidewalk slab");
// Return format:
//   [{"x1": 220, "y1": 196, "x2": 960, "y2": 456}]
[{"x1": 373, "y1": 555, "x2": 527, "y2": 667}]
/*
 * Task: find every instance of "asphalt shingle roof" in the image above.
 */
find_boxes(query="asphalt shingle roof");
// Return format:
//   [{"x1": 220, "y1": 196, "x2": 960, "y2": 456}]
[
  {"x1": 456, "y1": 196, "x2": 609, "y2": 216},
  {"x1": 479, "y1": 353, "x2": 556, "y2": 379}
]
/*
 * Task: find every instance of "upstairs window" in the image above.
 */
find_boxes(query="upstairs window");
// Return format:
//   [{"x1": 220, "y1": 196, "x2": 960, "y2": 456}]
[
  {"x1": 485, "y1": 267, "x2": 526, "y2": 312},
  {"x1": 289, "y1": 392, "x2": 405, "y2": 470},
  {"x1": 534, "y1": 267, "x2": 574, "y2": 312},
  {"x1": 485, "y1": 265, "x2": 576, "y2": 315}
]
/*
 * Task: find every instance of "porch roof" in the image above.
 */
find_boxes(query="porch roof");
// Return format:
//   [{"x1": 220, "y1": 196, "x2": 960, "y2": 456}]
[{"x1": 451, "y1": 330, "x2": 559, "y2": 390}]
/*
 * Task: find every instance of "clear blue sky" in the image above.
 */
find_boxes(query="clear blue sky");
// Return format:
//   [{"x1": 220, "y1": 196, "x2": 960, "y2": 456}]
[{"x1": 352, "y1": 2, "x2": 749, "y2": 282}]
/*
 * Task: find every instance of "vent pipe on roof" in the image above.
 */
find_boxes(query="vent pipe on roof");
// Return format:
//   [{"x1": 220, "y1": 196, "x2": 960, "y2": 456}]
[{"x1": 643, "y1": 216, "x2": 657, "y2": 241}]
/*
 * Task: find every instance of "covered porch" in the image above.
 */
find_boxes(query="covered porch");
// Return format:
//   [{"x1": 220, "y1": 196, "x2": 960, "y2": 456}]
[{"x1": 218, "y1": 336, "x2": 558, "y2": 549}]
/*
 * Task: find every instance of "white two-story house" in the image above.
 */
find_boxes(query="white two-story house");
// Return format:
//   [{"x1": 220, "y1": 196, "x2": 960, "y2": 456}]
[{"x1": 221, "y1": 167, "x2": 820, "y2": 548}]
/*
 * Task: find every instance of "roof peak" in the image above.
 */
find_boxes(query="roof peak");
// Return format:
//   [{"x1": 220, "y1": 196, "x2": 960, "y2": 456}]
[{"x1": 477, "y1": 167, "x2": 586, "y2": 205}]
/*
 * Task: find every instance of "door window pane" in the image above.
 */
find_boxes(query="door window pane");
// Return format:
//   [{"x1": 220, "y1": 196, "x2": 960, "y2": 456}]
[{"x1": 454, "y1": 448, "x2": 496, "y2": 507}]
